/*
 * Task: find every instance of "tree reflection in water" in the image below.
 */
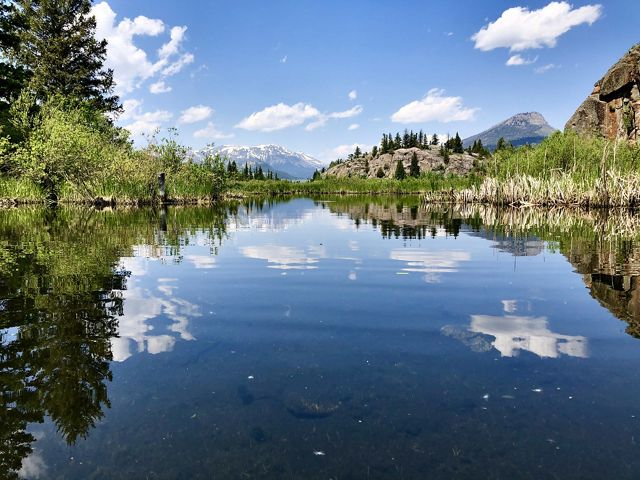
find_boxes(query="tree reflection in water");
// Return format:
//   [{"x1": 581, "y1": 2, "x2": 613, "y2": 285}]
[{"x1": 0, "y1": 206, "x2": 228, "y2": 478}]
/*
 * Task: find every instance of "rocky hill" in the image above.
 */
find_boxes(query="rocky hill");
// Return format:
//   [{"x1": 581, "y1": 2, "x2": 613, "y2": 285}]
[
  {"x1": 463, "y1": 112, "x2": 556, "y2": 151},
  {"x1": 565, "y1": 43, "x2": 640, "y2": 144},
  {"x1": 324, "y1": 147, "x2": 477, "y2": 179}
]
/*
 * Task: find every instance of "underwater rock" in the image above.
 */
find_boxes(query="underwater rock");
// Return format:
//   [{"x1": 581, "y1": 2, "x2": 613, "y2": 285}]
[
  {"x1": 441, "y1": 325, "x2": 493, "y2": 353},
  {"x1": 284, "y1": 392, "x2": 341, "y2": 419}
]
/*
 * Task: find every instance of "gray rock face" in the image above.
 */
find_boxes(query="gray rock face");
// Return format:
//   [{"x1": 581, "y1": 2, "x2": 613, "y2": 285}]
[
  {"x1": 565, "y1": 43, "x2": 640, "y2": 143},
  {"x1": 325, "y1": 147, "x2": 478, "y2": 179}
]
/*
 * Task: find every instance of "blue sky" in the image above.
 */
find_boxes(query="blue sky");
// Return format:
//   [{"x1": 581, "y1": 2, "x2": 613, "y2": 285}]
[{"x1": 93, "y1": 0, "x2": 639, "y2": 162}]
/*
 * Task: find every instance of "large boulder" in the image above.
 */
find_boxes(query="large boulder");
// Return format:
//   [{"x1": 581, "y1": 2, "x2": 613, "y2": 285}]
[{"x1": 566, "y1": 43, "x2": 640, "y2": 143}]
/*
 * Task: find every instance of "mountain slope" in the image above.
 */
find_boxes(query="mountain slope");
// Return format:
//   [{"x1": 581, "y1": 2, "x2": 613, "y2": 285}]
[
  {"x1": 464, "y1": 112, "x2": 557, "y2": 151},
  {"x1": 197, "y1": 144, "x2": 323, "y2": 179}
]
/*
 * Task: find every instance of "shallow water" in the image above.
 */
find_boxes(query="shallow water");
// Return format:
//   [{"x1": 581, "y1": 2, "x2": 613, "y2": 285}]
[{"x1": 2, "y1": 198, "x2": 640, "y2": 479}]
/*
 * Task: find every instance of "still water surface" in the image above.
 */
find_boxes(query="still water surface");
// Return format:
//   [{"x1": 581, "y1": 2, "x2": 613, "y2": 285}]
[{"x1": 2, "y1": 197, "x2": 640, "y2": 479}]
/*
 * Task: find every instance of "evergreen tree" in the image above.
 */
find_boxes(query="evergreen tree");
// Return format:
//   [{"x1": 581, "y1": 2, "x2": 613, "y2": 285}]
[
  {"x1": 312, "y1": 169, "x2": 321, "y2": 181},
  {"x1": 242, "y1": 163, "x2": 249, "y2": 178},
  {"x1": 495, "y1": 137, "x2": 511, "y2": 151},
  {"x1": 394, "y1": 133, "x2": 402, "y2": 150},
  {"x1": 0, "y1": 1, "x2": 30, "y2": 140},
  {"x1": 354, "y1": 145, "x2": 362, "y2": 158},
  {"x1": 452, "y1": 132, "x2": 464, "y2": 153},
  {"x1": 16, "y1": 0, "x2": 119, "y2": 113},
  {"x1": 394, "y1": 160, "x2": 406, "y2": 180},
  {"x1": 255, "y1": 166, "x2": 264, "y2": 180},
  {"x1": 371, "y1": 145, "x2": 378, "y2": 157},
  {"x1": 431, "y1": 133, "x2": 439, "y2": 146},
  {"x1": 409, "y1": 151, "x2": 420, "y2": 177},
  {"x1": 381, "y1": 134, "x2": 388, "y2": 154}
]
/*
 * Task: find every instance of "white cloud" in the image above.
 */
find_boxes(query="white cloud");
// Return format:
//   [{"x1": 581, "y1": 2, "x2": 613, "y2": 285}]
[
  {"x1": 162, "y1": 53, "x2": 195, "y2": 76},
  {"x1": 92, "y1": 2, "x2": 193, "y2": 95},
  {"x1": 193, "y1": 122, "x2": 235, "y2": 140},
  {"x1": 179, "y1": 105, "x2": 213, "y2": 124},
  {"x1": 159, "y1": 26, "x2": 187, "y2": 59},
  {"x1": 305, "y1": 105, "x2": 363, "y2": 131},
  {"x1": 506, "y1": 54, "x2": 538, "y2": 66},
  {"x1": 348, "y1": 123, "x2": 360, "y2": 130},
  {"x1": 535, "y1": 63, "x2": 558, "y2": 74},
  {"x1": 326, "y1": 143, "x2": 373, "y2": 161},
  {"x1": 472, "y1": 2, "x2": 602, "y2": 52},
  {"x1": 238, "y1": 102, "x2": 363, "y2": 133},
  {"x1": 281, "y1": 55, "x2": 288, "y2": 63},
  {"x1": 236, "y1": 103, "x2": 321, "y2": 132},
  {"x1": 329, "y1": 105, "x2": 363, "y2": 119},
  {"x1": 348, "y1": 90, "x2": 358, "y2": 100},
  {"x1": 149, "y1": 80, "x2": 172, "y2": 94},
  {"x1": 124, "y1": 109, "x2": 173, "y2": 137},
  {"x1": 119, "y1": 98, "x2": 142, "y2": 120},
  {"x1": 391, "y1": 88, "x2": 478, "y2": 124}
]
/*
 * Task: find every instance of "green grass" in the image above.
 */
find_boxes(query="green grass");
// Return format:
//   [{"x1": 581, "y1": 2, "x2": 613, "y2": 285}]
[
  {"x1": 226, "y1": 172, "x2": 482, "y2": 197},
  {"x1": 0, "y1": 177, "x2": 46, "y2": 203}
]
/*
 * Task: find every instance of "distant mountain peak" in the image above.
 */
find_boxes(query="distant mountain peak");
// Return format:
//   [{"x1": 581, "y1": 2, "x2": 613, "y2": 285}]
[
  {"x1": 194, "y1": 144, "x2": 322, "y2": 179},
  {"x1": 464, "y1": 112, "x2": 557, "y2": 150}
]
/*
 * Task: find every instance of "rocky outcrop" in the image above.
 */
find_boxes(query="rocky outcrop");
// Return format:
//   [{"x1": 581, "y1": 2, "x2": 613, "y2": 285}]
[
  {"x1": 324, "y1": 147, "x2": 478, "y2": 179},
  {"x1": 565, "y1": 43, "x2": 640, "y2": 143}
]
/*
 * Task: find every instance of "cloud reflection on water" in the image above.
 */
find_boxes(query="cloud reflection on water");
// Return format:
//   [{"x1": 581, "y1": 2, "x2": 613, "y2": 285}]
[
  {"x1": 240, "y1": 245, "x2": 324, "y2": 270},
  {"x1": 469, "y1": 314, "x2": 588, "y2": 359}
]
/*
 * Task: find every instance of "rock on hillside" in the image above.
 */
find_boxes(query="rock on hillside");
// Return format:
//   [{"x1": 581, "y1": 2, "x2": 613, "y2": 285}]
[
  {"x1": 324, "y1": 147, "x2": 478, "y2": 179},
  {"x1": 566, "y1": 43, "x2": 640, "y2": 143},
  {"x1": 463, "y1": 112, "x2": 556, "y2": 151}
]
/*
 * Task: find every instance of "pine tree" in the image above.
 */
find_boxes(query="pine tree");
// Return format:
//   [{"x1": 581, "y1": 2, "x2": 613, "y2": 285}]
[
  {"x1": 0, "y1": 1, "x2": 29, "y2": 138},
  {"x1": 431, "y1": 133, "x2": 439, "y2": 146},
  {"x1": 354, "y1": 146, "x2": 362, "y2": 158},
  {"x1": 452, "y1": 132, "x2": 464, "y2": 153},
  {"x1": 381, "y1": 134, "x2": 388, "y2": 154},
  {"x1": 243, "y1": 163, "x2": 249, "y2": 178},
  {"x1": 371, "y1": 145, "x2": 378, "y2": 157},
  {"x1": 394, "y1": 160, "x2": 406, "y2": 180},
  {"x1": 394, "y1": 133, "x2": 402, "y2": 150},
  {"x1": 409, "y1": 151, "x2": 420, "y2": 177},
  {"x1": 496, "y1": 137, "x2": 508, "y2": 151},
  {"x1": 16, "y1": 0, "x2": 119, "y2": 112}
]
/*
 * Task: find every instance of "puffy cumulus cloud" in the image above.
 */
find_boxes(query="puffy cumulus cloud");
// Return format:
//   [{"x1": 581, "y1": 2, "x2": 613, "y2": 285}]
[
  {"x1": 506, "y1": 54, "x2": 537, "y2": 66},
  {"x1": 158, "y1": 26, "x2": 186, "y2": 59},
  {"x1": 348, "y1": 123, "x2": 360, "y2": 130},
  {"x1": 472, "y1": 2, "x2": 602, "y2": 52},
  {"x1": 348, "y1": 90, "x2": 358, "y2": 100},
  {"x1": 236, "y1": 103, "x2": 321, "y2": 132},
  {"x1": 149, "y1": 80, "x2": 172, "y2": 94},
  {"x1": 92, "y1": 1, "x2": 193, "y2": 95},
  {"x1": 193, "y1": 122, "x2": 234, "y2": 140},
  {"x1": 120, "y1": 100, "x2": 173, "y2": 138},
  {"x1": 391, "y1": 89, "x2": 478, "y2": 124},
  {"x1": 179, "y1": 105, "x2": 213, "y2": 124},
  {"x1": 237, "y1": 101, "x2": 364, "y2": 133}
]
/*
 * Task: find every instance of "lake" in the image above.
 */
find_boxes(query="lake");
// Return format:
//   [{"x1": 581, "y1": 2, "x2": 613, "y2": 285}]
[{"x1": 2, "y1": 197, "x2": 640, "y2": 479}]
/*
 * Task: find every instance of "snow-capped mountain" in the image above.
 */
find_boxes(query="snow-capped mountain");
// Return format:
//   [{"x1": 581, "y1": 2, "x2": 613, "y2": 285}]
[{"x1": 194, "y1": 144, "x2": 323, "y2": 179}]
